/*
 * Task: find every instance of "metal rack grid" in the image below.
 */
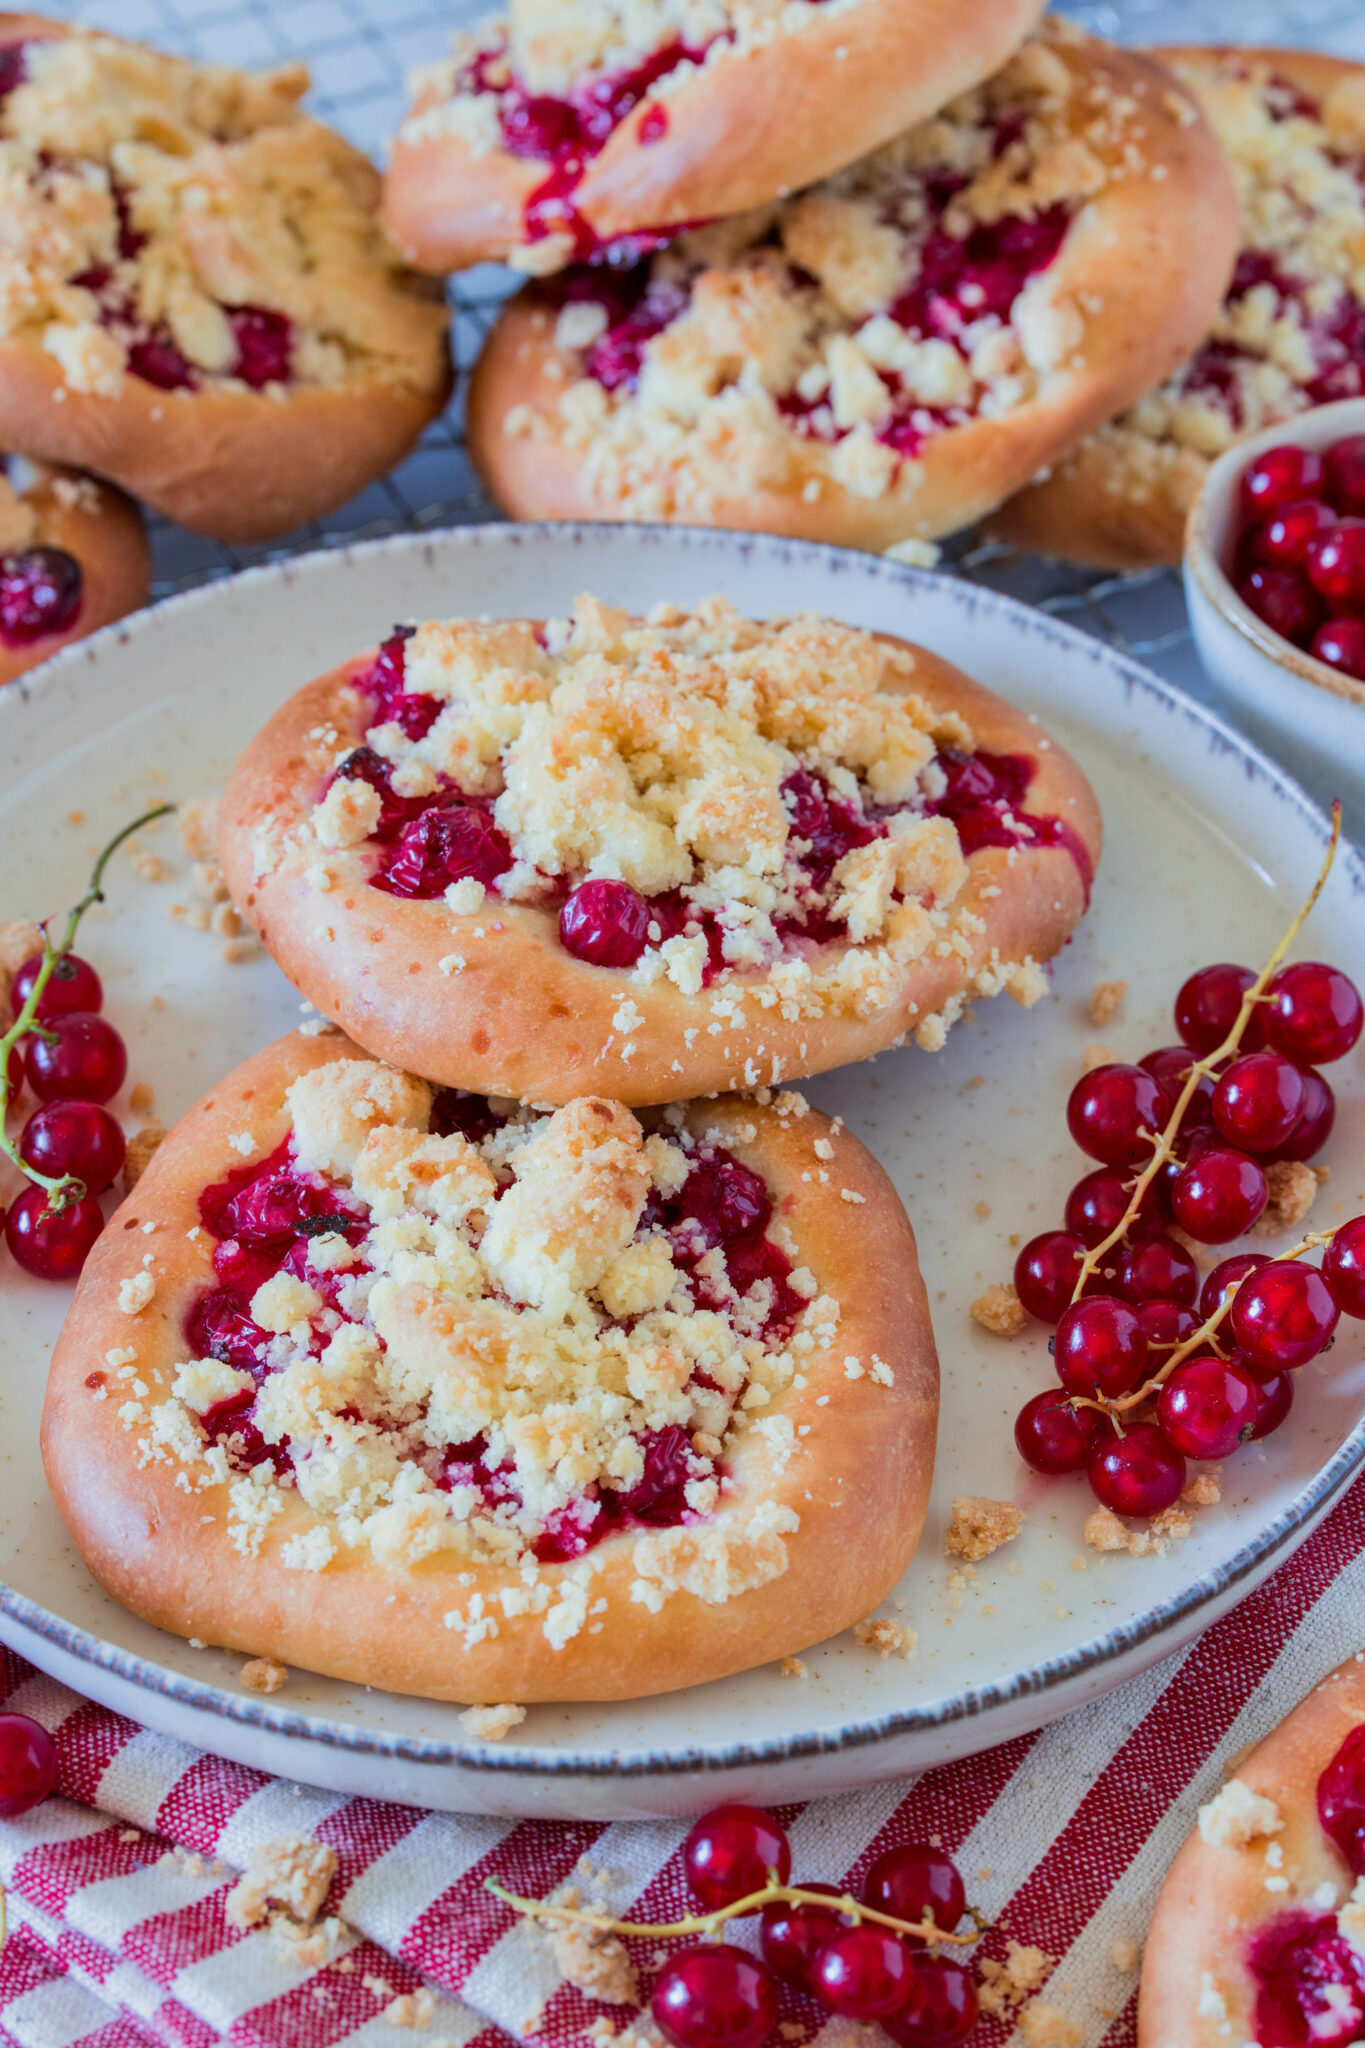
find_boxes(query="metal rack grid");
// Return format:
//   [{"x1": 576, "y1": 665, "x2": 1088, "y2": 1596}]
[{"x1": 32, "y1": 0, "x2": 1365, "y2": 704}]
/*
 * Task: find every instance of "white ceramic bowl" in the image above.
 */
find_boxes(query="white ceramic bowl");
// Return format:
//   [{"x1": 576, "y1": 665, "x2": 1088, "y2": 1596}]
[{"x1": 1185, "y1": 398, "x2": 1365, "y2": 842}]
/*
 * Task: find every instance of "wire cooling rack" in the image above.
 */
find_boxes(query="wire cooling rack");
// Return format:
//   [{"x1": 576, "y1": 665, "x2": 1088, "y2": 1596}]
[{"x1": 32, "y1": 0, "x2": 1365, "y2": 711}]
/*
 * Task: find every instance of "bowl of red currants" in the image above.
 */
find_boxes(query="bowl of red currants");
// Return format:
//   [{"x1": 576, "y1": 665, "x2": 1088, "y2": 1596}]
[{"x1": 1185, "y1": 398, "x2": 1365, "y2": 840}]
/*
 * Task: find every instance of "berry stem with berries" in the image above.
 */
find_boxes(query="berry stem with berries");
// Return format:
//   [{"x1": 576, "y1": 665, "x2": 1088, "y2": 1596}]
[
  {"x1": 0, "y1": 803, "x2": 172, "y2": 1210},
  {"x1": 483, "y1": 1875, "x2": 979, "y2": 1948},
  {"x1": 1070, "y1": 801, "x2": 1343, "y2": 1310}
]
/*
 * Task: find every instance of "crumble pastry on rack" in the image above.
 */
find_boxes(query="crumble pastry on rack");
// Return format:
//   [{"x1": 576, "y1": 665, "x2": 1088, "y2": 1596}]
[
  {"x1": 990, "y1": 48, "x2": 1365, "y2": 568},
  {"x1": 383, "y1": 0, "x2": 1047, "y2": 275},
  {"x1": 1138, "y1": 1651, "x2": 1365, "y2": 2045},
  {"x1": 41, "y1": 1030, "x2": 938, "y2": 1702},
  {"x1": 464, "y1": 23, "x2": 1238, "y2": 549},
  {"x1": 215, "y1": 593, "x2": 1102, "y2": 1105},
  {"x1": 0, "y1": 459, "x2": 147, "y2": 685},
  {"x1": 0, "y1": 14, "x2": 451, "y2": 542}
]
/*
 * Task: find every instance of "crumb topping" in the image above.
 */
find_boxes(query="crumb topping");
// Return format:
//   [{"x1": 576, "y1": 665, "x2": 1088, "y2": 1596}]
[
  {"x1": 945, "y1": 1493, "x2": 1024, "y2": 1561},
  {"x1": 970, "y1": 1281, "x2": 1025, "y2": 1336},
  {"x1": 1198, "y1": 1778, "x2": 1285, "y2": 1850},
  {"x1": 497, "y1": 26, "x2": 1186, "y2": 511},
  {"x1": 132, "y1": 1058, "x2": 851, "y2": 1645},
  {"x1": 0, "y1": 30, "x2": 447, "y2": 400}
]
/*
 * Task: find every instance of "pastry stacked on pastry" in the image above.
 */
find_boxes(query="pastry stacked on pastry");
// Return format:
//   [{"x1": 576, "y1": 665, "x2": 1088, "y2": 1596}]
[
  {"x1": 403, "y1": 4, "x2": 1243, "y2": 551},
  {"x1": 43, "y1": 592, "x2": 1103, "y2": 1706}
]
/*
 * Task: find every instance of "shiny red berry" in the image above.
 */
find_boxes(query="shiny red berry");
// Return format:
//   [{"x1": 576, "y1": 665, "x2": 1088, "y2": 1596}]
[
  {"x1": 1263, "y1": 963, "x2": 1363, "y2": 1066},
  {"x1": 1066, "y1": 1064, "x2": 1166, "y2": 1166},
  {"x1": 1174, "y1": 963, "x2": 1264, "y2": 1056},
  {"x1": 19, "y1": 1100, "x2": 125, "y2": 1193},
  {"x1": 759, "y1": 1884, "x2": 845, "y2": 1992},
  {"x1": 1306, "y1": 518, "x2": 1365, "y2": 607},
  {"x1": 560, "y1": 879, "x2": 652, "y2": 967},
  {"x1": 1055, "y1": 1295, "x2": 1150, "y2": 1400},
  {"x1": 1157, "y1": 1355, "x2": 1259, "y2": 1459},
  {"x1": 1088, "y1": 1423, "x2": 1186, "y2": 1517},
  {"x1": 1237, "y1": 567, "x2": 1322, "y2": 646},
  {"x1": 0, "y1": 1711, "x2": 56, "y2": 1816},
  {"x1": 1325, "y1": 433, "x2": 1365, "y2": 514},
  {"x1": 1170, "y1": 1146, "x2": 1268, "y2": 1243},
  {"x1": 11, "y1": 950, "x2": 102, "y2": 1020},
  {"x1": 1274, "y1": 1068, "x2": 1335, "y2": 1162},
  {"x1": 1311, "y1": 616, "x2": 1365, "y2": 682},
  {"x1": 814, "y1": 1925, "x2": 914, "y2": 2021},
  {"x1": 683, "y1": 1805, "x2": 791, "y2": 1912},
  {"x1": 1254, "y1": 497, "x2": 1337, "y2": 569},
  {"x1": 1212, "y1": 1052, "x2": 1307, "y2": 1153},
  {"x1": 1140, "y1": 1046, "x2": 1216, "y2": 1132},
  {"x1": 1250, "y1": 1370, "x2": 1294, "y2": 1439},
  {"x1": 1230, "y1": 1261, "x2": 1340, "y2": 1370},
  {"x1": 1200, "y1": 1252, "x2": 1270, "y2": 1322},
  {"x1": 1114, "y1": 1233, "x2": 1198, "y2": 1308},
  {"x1": 1013, "y1": 1230, "x2": 1086, "y2": 1323},
  {"x1": 5, "y1": 1184, "x2": 104, "y2": 1278},
  {"x1": 1065, "y1": 1168, "x2": 1161, "y2": 1248},
  {"x1": 1135, "y1": 1300, "x2": 1199, "y2": 1355},
  {"x1": 653, "y1": 1948, "x2": 779, "y2": 2048},
  {"x1": 1014, "y1": 1387, "x2": 1108, "y2": 1474},
  {"x1": 24, "y1": 1011, "x2": 126, "y2": 1104},
  {"x1": 1242, "y1": 443, "x2": 1325, "y2": 518},
  {"x1": 1324, "y1": 1217, "x2": 1365, "y2": 1320},
  {"x1": 862, "y1": 1843, "x2": 966, "y2": 1943},
  {"x1": 886, "y1": 1953, "x2": 979, "y2": 2045},
  {"x1": 0, "y1": 546, "x2": 82, "y2": 642}
]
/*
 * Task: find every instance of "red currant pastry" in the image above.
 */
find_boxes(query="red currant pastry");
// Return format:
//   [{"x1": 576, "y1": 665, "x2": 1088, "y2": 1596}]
[
  {"x1": 465, "y1": 25, "x2": 1238, "y2": 550},
  {"x1": 0, "y1": 460, "x2": 148, "y2": 685},
  {"x1": 383, "y1": 0, "x2": 1048, "y2": 276},
  {"x1": 216, "y1": 596, "x2": 1102, "y2": 1106},
  {"x1": 1139, "y1": 1653, "x2": 1365, "y2": 2047},
  {"x1": 991, "y1": 48, "x2": 1365, "y2": 570},
  {"x1": 41, "y1": 1031, "x2": 938, "y2": 1703},
  {"x1": 0, "y1": 16, "x2": 451, "y2": 544}
]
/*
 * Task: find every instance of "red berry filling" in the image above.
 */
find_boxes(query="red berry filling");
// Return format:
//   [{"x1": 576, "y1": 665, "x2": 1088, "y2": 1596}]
[
  {"x1": 927, "y1": 749, "x2": 1095, "y2": 901},
  {"x1": 371, "y1": 799, "x2": 513, "y2": 900},
  {"x1": 1318, "y1": 1724, "x2": 1365, "y2": 1875},
  {"x1": 1248, "y1": 1911, "x2": 1365, "y2": 2047},
  {"x1": 229, "y1": 305, "x2": 293, "y2": 388},
  {"x1": 0, "y1": 546, "x2": 82, "y2": 646}
]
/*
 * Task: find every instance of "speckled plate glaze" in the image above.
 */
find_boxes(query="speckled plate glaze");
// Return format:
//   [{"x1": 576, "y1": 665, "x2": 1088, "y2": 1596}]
[{"x1": 1, "y1": 523, "x2": 1362, "y2": 1821}]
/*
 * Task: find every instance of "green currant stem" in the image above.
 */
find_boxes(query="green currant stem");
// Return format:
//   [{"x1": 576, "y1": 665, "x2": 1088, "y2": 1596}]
[
  {"x1": 0, "y1": 804, "x2": 174, "y2": 1213},
  {"x1": 1070, "y1": 801, "x2": 1342, "y2": 1309},
  {"x1": 483, "y1": 1875, "x2": 978, "y2": 1946}
]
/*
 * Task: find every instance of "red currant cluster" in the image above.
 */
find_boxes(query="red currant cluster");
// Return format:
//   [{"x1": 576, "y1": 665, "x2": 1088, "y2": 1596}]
[
  {"x1": 1012, "y1": 949, "x2": 1365, "y2": 1520},
  {"x1": 0, "y1": 1709, "x2": 56, "y2": 1817},
  {"x1": 497, "y1": 1803, "x2": 980, "y2": 2048},
  {"x1": 1236, "y1": 435, "x2": 1365, "y2": 682}
]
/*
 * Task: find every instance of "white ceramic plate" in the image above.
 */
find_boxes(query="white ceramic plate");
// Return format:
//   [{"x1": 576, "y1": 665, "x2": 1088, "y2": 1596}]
[{"x1": 1, "y1": 524, "x2": 1362, "y2": 1821}]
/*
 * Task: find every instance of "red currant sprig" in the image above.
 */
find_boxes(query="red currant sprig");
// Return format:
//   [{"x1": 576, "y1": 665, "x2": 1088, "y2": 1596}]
[
  {"x1": 1, "y1": 805, "x2": 170, "y2": 1273},
  {"x1": 488, "y1": 1806, "x2": 981, "y2": 2048}
]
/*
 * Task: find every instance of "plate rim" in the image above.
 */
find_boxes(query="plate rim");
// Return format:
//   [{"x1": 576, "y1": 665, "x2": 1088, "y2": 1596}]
[{"x1": 3, "y1": 516, "x2": 1363, "y2": 1778}]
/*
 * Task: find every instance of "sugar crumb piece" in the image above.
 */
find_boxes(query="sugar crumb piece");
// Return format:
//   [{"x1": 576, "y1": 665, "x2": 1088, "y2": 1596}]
[
  {"x1": 1198, "y1": 1779, "x2": 1284, "y2": 1849},
  {"x1": 224, "y1": 1833, "x2": 337, "y2": 1932},
  {"x1": 945, "y1": 1495, "x2": 1023, "y2": 1562},
  {"x1": 129, "y1": 1081, "x2": 155, "y2": 1114},
  {"x1": 133, "y1": 852, "x2": 172, "y2": 882},
  {"x1": 1019, "y1": 2002, "x2": 1083, "y2": 2047},
  {"x1": 853, "y1": 1617, "x2": 916, "y2": 1659},
  {"x1": 1089, "y1": 979, "x2": 1127, "y2": 1028},
  {"x1": 240, "y1": 1656, "x2": 288, "y2": 1694},
  {"x1": 1081, "y1": 1043, "x2": 1117, "y2": 1073},
  {"x1": 1084, "y1": 1504, "x2": 1160, "y2": 1556},
  {"x1": 978, "y1": 1941, "x2": 1056, "y2": 2017},
  {"x1": 1253, "y1": 1158, "x2": 1319, "y2": 1235},
  {"x1": 839, "y1": 1187, "x2": 866, "y2": 1204},
  {"x1": 970, "y1": 1282, "x2": 1025, "y2": 1337},
  {"x1": 381, "y1": 1988, "x2": 437, "y2": 2030},
  {"x1": 1182, "y1": 1472, "x2": 1222, "y2": 1508},
  {"x1": 117, "y1": 1270, "x2": 156, "y2": 1315},
  {"x1": 459, "y1": 1703, "x2": 526, "y2": 1742},
  {"x1": 1111, "y1": 1938, "x2": 1140, "y2": 1971},
  {"x1": 226, "y1": 1131, "x2": 256, "y2": 1157},
  {"x1": 124, "y1": 1122, "x2": 165, "y2": 1191},
  {"x1": 779, "y1": 1656, "x2": 808, "y2": 1679},
  {"x1": 545, "y1": 1882, "x2": 639, "y2": 2006}
]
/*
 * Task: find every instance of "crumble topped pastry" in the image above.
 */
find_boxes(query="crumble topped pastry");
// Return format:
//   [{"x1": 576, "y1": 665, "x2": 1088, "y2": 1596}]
[
  {"x1": 495, "y1": 24, "x2": 1180, "y2": 510},
  {"x1": 299, "y1": 593, "x2": 1084, "y2": 1032},
  {"x1": 131, "y1": 1060, "x2": 841, "y2": 1644},
  {"x1": 0, "y1": 29, "x2": 447, "y2": 401}
]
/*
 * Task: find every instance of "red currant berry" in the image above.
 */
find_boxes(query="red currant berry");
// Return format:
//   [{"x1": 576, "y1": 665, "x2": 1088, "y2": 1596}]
[
  {"x1": 1014, "y1": 1387, "x2": 1108, "y2": 1474},
  {"x1": 1274, "y1": 1068, "x2": 1335, "y2": 1162},
  {"x1": 1311, "y1": 617, "x2": 1365, "y2": 682},
  {"x1": 0, "y1": 1711, "x2": 56, "y2": 1816},
  {"x1": 1066, "y1": 1064, "x2": 1166, "y2": 1166},
  {"x1": 683, "y1": 1805, "x2": 791, "y2": 1912},
  {"x1": 1088, "y1": 1423, "x2": 1186, "y2": 1517},
  {"x1": 1212, "y1": 1052, "x2": 1307, "y2": 1154},
  {"x1": 863, "y1": 1843, "x2": 966, "y2": 1943},
  {"x1": 5, "y1": 1184, "x2": 104, "y2": 1278},
  {"x1": 7, "y1": 1041, "x2": 23, "y2": 1096},
  {"x1": 24, "y1": 1012, "x2": 126, "y2": 1104},
  {"x1": 1306, "y1": 518, "x2": 1365, "y2": 607},
  {"x1": 814, "y1": 1925, "x2": 914, "y2": 2020},
  {"x1": 760, "y1": 1884, "x2": 845, "y2": 1992},
  {"x1": 11, "y1": 950, "x2": 102, "y2": 1020},
  {"x1": 1242, "y1": 443, "x2": 1325, "y2": 519},
  {"x1": 1254, "y1": 497, "x2": 1337, "y2": 569},
  {"x1": 653, "y1": 1948, "x2": 779, "y2": 2048},
  {"x1": 1056, "y1": 1295, "x2": 1150, "y2": 1400},
  {"x1": 1140, "y1": 1046, "x2": 1216, "y2": 1132},
  {"x1": 1170, "y1": 1147, "x2": 1268, "y2": 1243},
  {"x1": 559, "y1": 879, "x2": 652, "y2": 968},
  {"x1": 1325, "y1": 433, "x2": 1365, "y2": 514},
  {"x1": 0, "y1": 546, "x2": 81, "y2": 642},
  {"x1": 886, "y1": 1953, "x2": 979, "y2": 2046},
  {"x1": 1114, "y1": 1233, "x2": 1198, "y2": 1308},
  {"x1": 1200, "y1": 1252, "x2": 1270, "y2": 1321},
  {"x1": 1324, "y1": 1217, "x2": 1365, "y2": 1320},
  {"x1": 1230, "y1": 1261, "x2": 1340, "y2": 1370},
  {"x1": 1174, "y1": 963, "x2": 1264, "y2": 1056},
  {"x1": 1250, "y1": 1369, "x2": 1294, "y2": 1439},
  {"x1": 19, "y1": 1100, "x2": 125, "y2": 1193},
  {"x1": 1237, "y1": 567, "x2": 1323, "y2": 646},
  {"x1": 1157, "y1": 1355, "x2": 1259, "y2": 1459},
  {"x1": 1065, "y1": 1168, "x2": 1161, "y2": 1248},
  {"x1": 1135, "y1": 1299, "x2": 1199, "y2": 1353},
  {"x1": 1263, "y1": 963, "x2": 1363, "y2": 1066},
  {"x1": 1013, "y1": 1230, "x2": 1086, "y2": 1323}
]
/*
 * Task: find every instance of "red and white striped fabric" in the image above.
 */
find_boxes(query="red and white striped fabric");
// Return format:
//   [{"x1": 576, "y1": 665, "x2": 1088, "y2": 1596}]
[{"x1": 5, "y1": 1472, "x2": 1365, "y2": 2048}]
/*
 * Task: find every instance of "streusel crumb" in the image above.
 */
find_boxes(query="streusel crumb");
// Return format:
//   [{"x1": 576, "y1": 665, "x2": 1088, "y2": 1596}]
[
  {"x1": 224, "y1": 1833, "x2": 336, "y2": 1930},
  {"x1": 970, "y1": 1282, "x2": 1025, "y2": 1337},
  {"x1": 381, "y1": 1988, "x2": 437, "y2": 2030},
  {"x1": 1019, "y1": 2003, "x2": 1083, "y2": 2047},
  {"x1": 459, "y1": 1703, "x2": 527, "y2": 1742},
  {"x1": 978, "y1": 1940, "x2": 1055, "y2": 2016},
  {"x1": 123, "y1": 1121, "x2": 165, "y2": 1191},
  {"x1": 546, "y1": 1883, "x2": 639, "y2": 2006},
  {"x1": 1198, "y1": 1779, "x2": 1283, "y2": 1849},
  {"x1": 1110, "y1": 1939, "x2": 1141, "y2": 1971},
  {"x1": 1088, "y1": 979, "x2": 1127, "y2": 1027},
  {"x1": 945, "y1": 1495, "x2": 1023, "y2": 1562},
  {"x1": 1253, "y1": 1158, "x2": 1319, "y2": 1235},
  {"x1": 853, "y1": 1617, "x2": 915, "y2": 1659},
  {"x1": 239, "y1": 1656, "x2": 288, "y2": 1694}
]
